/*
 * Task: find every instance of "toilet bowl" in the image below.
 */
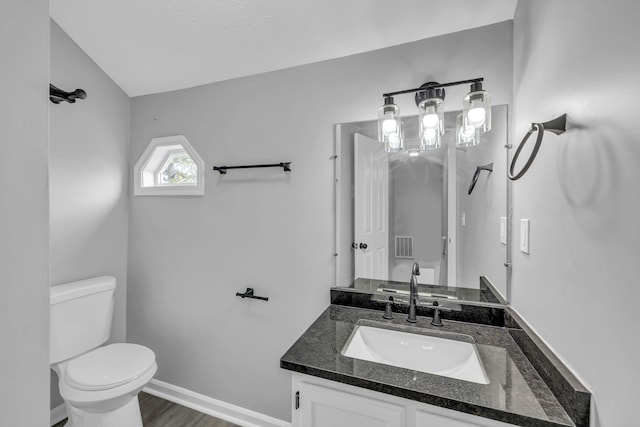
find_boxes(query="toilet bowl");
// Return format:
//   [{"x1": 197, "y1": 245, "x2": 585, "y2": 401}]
[{"x1": 50, "y1": 277, "x2": 157, "y2": 427}]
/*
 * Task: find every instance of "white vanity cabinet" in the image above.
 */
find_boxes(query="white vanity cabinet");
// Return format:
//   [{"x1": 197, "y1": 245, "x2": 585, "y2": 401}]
[{"x1": 291, "y1": 373, "x2": 517, "y2": 427}]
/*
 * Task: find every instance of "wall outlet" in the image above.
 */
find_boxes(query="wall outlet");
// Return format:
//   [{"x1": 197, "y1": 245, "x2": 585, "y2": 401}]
[
  {"x1": 520, "y1": 219, "x2": 530, "y2": 254},
  {"x1": 500, "y1": 216, "x2": 507, "y2": 245}
]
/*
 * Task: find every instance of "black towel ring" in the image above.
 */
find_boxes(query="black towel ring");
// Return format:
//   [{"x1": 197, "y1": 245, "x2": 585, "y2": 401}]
[
  {"x1": 509, "y1": 114, "x2": 567, "y2": 181},
  {"x1": 509, "y1": 124, "x2": 544, "y2": 181}
]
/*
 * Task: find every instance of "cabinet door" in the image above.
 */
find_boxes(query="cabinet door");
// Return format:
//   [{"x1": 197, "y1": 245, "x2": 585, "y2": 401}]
[{"x1": 298, "y1": 381, "x2": 405, "y2": 427}]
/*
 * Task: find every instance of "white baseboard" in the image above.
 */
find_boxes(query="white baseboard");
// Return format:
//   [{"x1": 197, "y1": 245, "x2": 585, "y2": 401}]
[
  {"x1": 50, "y1": 403, "x2": 67, "y2": 426},
  {"x1": 144, "y1": 379, "x2": 291, "y2": 427}
]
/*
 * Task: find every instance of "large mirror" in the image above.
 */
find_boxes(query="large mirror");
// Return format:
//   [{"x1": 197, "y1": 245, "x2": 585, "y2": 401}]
[{"x1": 334, "y1": 105, "x2": 509, "y2": 305}]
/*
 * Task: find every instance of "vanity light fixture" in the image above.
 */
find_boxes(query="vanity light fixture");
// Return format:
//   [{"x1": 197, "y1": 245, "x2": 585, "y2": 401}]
[{"x1": 377, "y1": 78, "x2": 491, "y2": 153}]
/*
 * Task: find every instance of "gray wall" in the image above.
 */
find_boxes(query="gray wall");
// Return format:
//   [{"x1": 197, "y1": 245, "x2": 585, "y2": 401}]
[
  {"x1": 512, "y1": 1, "x2": 640, "y2": 425},
  {"x1": 0, "y1": 1, "x2": 50, "y2": 425},
  {"x1": 391, "y1": 158, "x2": 443, "y2": 270},
  {"x1": 49, "y1": 20, "x2": 131, "y2": 409},
  {"x1": 128, "y1": 21, "x2": 513, "y2": 421}
]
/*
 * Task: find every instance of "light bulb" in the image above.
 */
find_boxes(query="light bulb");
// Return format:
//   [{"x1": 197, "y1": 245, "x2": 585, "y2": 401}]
[
  {"x1": 409, "y1": 150, "x2": 420, "y2": 157},
  {"x1": 456, "y1": 113, "x2": 479, "y2": 147},
  {"x1": 467, "y1": 106, "x2": 486, "y2": 128},
  {"x1": 422, "y1": 113, "x2": 439, "y2": 129},
  {"x1": 388, "y1": 132, "x2": 400, "y2": 148},
  {"x1": 459, "y1": 124, "x2": 476, "y2": 142},
  {"x1": 382, "y1": 116, "x2": 398, "y2": 135},
  {"x1": 423, "y1": 127, "x2": 437, "y2": 142}
]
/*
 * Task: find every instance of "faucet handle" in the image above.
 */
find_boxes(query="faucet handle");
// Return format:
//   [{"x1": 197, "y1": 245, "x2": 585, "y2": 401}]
[
  {"x1": 412, "y1": 262, "x2": 420, "y2": 275},
  {"x1": 424, "y1": 301, "x2": 443, "y2": 326},
  {"x1": 383, "y1": 296, "x2": 394, "y2": 320}
]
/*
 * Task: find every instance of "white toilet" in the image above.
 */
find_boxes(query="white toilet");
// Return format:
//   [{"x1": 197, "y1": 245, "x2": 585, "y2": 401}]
[{"x1": 50, "y1": 276, "x2": 157, "y2": 427}]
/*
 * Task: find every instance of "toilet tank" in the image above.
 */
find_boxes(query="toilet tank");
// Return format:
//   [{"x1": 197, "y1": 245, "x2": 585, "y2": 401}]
[{"x1": 50, "y1": 276, "x2": 116, "y2": 364}]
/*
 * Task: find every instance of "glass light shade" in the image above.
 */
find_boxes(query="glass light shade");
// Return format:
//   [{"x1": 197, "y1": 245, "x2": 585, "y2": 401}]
[
  {"x1": 456, "y1": 114, "x2": 480, "y2": 147},
  {"x1": 418, "y1": 98, "x2": 443, "y2": 151},
  {"x1": 463, "y1": 90, "x2": 491, "y2": 133},
  {"x1": 378, "y1": 98, "x2": 402, "y2": 142}
]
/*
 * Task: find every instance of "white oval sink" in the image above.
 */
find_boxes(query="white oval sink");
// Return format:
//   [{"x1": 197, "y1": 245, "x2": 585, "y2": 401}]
[{"x1": 342, "y1": 325, "x2": 489, "y2": 384}]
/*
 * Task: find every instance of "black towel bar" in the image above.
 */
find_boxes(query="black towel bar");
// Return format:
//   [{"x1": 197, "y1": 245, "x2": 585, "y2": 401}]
[
  {"x1": 213, "y1": 162, "x2": 291, "y2": 174},
  {"x1": 50, "y1": 84, "x2": 87, "y2": 104}
]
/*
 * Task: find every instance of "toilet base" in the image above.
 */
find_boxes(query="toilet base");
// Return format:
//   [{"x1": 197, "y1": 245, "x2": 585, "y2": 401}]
[{"x1": 64, "y1": 395, "x2": 142, "y2": 427}]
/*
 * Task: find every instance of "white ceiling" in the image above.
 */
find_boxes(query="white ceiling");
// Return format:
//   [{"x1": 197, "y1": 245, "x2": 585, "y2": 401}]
[{"x1": 51, "y1": 0, "x2": 517, "y2": 97}]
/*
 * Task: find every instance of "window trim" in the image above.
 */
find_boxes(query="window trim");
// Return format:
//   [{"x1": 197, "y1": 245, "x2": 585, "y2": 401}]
[{"x1": 134, "y1": 135, "x2": 205, "y2": 196}]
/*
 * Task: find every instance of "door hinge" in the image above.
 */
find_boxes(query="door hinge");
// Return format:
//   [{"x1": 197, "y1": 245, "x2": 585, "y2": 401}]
[{"x1": 295, "y1": 391, "x2": 300, "y2": 410}]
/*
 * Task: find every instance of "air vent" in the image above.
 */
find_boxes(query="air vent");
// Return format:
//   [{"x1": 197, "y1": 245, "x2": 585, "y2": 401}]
[{"x1": 395, "y1": 236, "x2": 414, "y2": 258}]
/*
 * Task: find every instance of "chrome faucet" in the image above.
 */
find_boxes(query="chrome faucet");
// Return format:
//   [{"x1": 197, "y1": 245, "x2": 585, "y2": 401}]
[{"x1": 407, "y1": 262, "x2": 420, "y2": 323}]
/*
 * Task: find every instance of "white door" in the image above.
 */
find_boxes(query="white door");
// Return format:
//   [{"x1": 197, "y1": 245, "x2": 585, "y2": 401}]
[{"x1": 354, "y1": 133, "x2": 389, "y2": 280}]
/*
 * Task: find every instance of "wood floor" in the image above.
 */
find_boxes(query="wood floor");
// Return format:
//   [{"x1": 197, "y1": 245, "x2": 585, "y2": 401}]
[{"x1": 53, "y1": 392, "x2": 239, "y2": 427}]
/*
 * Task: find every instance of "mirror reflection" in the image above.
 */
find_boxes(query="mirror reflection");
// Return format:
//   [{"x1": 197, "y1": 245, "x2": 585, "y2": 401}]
[{"x1": 334, "y1": 105, "x2": 509, "y2": 305}]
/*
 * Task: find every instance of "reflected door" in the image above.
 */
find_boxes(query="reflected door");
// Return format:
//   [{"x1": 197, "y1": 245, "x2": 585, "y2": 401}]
[{"x1": 354, "y1": 134, "x2": 389, "y2": 280}]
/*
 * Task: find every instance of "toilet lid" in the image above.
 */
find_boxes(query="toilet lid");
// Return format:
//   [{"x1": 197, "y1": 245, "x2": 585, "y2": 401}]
[{"x1": 65, "y1": 343, "x2": 156, "y2": 391}]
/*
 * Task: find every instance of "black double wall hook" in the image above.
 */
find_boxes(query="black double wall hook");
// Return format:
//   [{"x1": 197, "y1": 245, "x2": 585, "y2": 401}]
[
  {"x1": 509, "y1": 114, "x2": 567, "y2": 180},
  {"x1": 49, "y1": 84, "x2": 87, "y2": 104},
  {"x1": 468, "y1": 162, "x2": 493, "y2": 195}
]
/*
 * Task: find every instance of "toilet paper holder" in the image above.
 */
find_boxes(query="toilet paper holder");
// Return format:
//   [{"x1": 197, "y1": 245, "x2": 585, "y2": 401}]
[{"x1": 236, "y1": 287, "x2": 269, "y2": 301}]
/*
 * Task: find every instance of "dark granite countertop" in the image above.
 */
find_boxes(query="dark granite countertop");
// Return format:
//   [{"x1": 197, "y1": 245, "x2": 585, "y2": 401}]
[{"x1": 281, "y1": 305, "x2": 575, "y2": 427}]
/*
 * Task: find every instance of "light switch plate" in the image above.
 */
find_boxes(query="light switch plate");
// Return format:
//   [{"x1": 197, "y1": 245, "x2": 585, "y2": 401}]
[
  {"x1": 520, "y1": 219, "x2": 530, "y2": 254},
  {"x1": 461, "y1": 212, "x2": 466, "y2": 227},
  {"x1": 500, "y1": 216, "x2": 507, "y2": 245}
]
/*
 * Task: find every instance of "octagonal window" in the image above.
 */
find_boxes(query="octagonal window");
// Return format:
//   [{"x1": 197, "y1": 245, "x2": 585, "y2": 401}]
[{"x1": 134, "y1": 135, "x2": 204, "y2": 196}]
